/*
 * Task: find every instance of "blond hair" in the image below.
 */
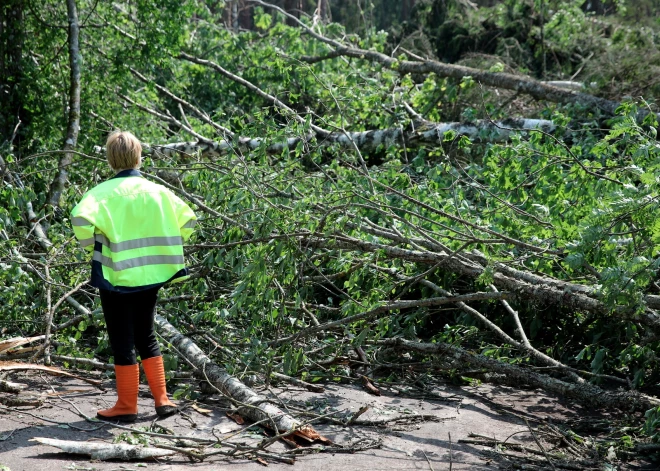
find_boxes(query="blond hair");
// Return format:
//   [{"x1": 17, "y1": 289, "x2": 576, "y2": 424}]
[{"x1": 106, "y1": 131, "x2": 142, "y2": 171}]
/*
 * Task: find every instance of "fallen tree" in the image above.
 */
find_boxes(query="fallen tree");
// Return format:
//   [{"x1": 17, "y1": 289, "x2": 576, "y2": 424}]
[
  {"x1": 155, "y1": 314, "x2": 326, "y2": 440},
  {"x1": 4, "y1": 0, "x2": 660, "y2": 459},
  {"x1": 250, "y1": 0, "x2": 648, "y2": 119},
  {"x1": 92, "y1": 118, "x2": 557, "y2": 159},
  {"x1": 302, "y1": 233, "x2": 660, "y2": 330},
  {"x1": 377, "y1": 337, "x2": 660, "y2": 411}
]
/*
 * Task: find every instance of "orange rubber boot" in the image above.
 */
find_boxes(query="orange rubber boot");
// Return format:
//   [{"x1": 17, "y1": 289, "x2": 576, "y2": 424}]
[
  {"x1": 142, "y1": 356, "x2": 178, "y2": 417},
  {"x1": 97, "y1": 364, "x2": 139, "y2": 422}
]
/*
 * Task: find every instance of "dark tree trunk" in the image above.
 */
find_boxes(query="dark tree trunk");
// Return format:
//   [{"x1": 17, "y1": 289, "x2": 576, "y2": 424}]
[
  {"x1": 283, "y1": 0, "x2": 302, "y2": 26},
  {"x1": 581, "y1": 0, "x2": 618, "y2": 15},
  {"x1": 316, "y1": 0, "x2": 330, "y2": 22},
  {"x1": 239, "y1": 0, "x2": 254, "y2": 29},
  {"x1": 402, "y1": 0, "x2": 415, "y2": 21},
  {"x1": 0, "y1": 0, "x2": 27, "y2": 149}
]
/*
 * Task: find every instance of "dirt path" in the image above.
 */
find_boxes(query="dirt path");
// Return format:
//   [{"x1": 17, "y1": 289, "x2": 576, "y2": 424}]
[{"x1": 0, "y1": 370, "x2": 648, "y2": 470}]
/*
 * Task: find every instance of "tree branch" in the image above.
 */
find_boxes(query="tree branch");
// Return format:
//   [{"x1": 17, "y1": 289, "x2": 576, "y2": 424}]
[{"x1": 378, "y1": 337, "x2": 660, "y2": 411}]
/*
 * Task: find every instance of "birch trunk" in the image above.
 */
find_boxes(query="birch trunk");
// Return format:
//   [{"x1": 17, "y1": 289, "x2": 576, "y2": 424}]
[
  {"x1": 95, "y1": 118, "x2": 555, "y2": 159},
  {"x1": 303, "y1": 47, "x2": 625, "y2": 116},
  {"x1": 154, "y1": 314, "x2": 321, "y2": 438},
  {"x1": 304, "y1": 236, "x2": 660, "y2": 332},
  {"x1": 31, "y1": 438, "x2": 176, "y2": 461}
]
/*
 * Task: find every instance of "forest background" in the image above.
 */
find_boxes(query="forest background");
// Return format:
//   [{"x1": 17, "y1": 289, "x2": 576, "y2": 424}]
[{"x1": 4, "y1": 0, "x2": 660, "y2": 466}]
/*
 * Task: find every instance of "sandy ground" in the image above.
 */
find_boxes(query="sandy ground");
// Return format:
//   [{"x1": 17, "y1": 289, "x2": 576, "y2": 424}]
[{"x1": 0, "y1": 369, "x2": 652, "y2": 470}]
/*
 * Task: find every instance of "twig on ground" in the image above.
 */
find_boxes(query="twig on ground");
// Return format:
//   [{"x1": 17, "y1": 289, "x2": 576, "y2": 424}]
[
  {"x1": 271, "y1": 371, "x2": 324, "y2": 393},
  {"x1": 449, "y1": 431, "x2": 453, "y2": 471},
  {"x1": 423, "y1": 449, "x2": 435, "y2": 471},
  {"x1": 0, "y1": 403, "x2": 106, "y2": 431},
  {"x1": 347, "y1": 405, "x2": 369, "y2": 425},
  {"x1": 525, "y1": 418, "x2": 557, "y2": 470}
]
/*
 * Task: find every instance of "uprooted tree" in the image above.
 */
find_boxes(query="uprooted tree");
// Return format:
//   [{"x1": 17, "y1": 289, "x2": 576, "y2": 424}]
[{"x1": 4, "y1": 0, "x2": 660, "y2": 455}]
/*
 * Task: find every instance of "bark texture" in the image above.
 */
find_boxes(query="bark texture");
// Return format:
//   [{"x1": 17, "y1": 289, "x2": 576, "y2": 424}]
[
  {"x1": 48, "y1": 0, "x2": 81, "y2": 207},
  {"x1": 31, "y1": 438, "x2": 176, "y2": 460},
  {"x1": 154, "y1": 314, "x2": 321, "y2": 437},
  {"x1": 94, "y1": 119, "x2": 555, "y2": 159}
]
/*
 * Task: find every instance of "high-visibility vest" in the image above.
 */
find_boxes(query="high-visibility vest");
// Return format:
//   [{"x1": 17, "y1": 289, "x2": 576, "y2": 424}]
[{"x1": 70, "y1": 169, "x2": 197, "y2": 292}]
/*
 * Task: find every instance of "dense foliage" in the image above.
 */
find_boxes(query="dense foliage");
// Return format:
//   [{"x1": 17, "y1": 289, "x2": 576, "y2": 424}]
[{"x1": 3, "y1": 0, "x2": 660, "y2": 457}]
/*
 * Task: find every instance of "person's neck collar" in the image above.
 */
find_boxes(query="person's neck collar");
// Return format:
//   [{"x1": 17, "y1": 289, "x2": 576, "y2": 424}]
[{"x1": 112, "y1": 168, "x2": 142, "y2": 179}]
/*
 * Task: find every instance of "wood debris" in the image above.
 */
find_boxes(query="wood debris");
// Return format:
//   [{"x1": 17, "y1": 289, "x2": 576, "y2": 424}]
[
  {"x1": 361, "y1": 376, "x2": 381, "y2": 396},
  {"x1": 0, "y1": 336, "x2": 44, "y2": 355},
  {"x1": 0, "y1": 362, "x2": 103, "y2": 388},
  {"x1": 30, "y1": 437, "x2": 176, "y2": 460}
]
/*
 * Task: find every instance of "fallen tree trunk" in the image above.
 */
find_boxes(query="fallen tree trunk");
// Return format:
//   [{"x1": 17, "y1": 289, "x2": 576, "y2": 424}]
[
  {"x1": 154, "y1": 314, "x2": 323, "y2": 439},
  {"x1": 304, "y1": 231, "x2": 660, "y2": 331},
  {"x1": 251, "y1": 0, "x2": 645, "y2": 119},
  {"x1": 31, "y1": 437, "x2": 176, "y2": 460},
  {"x1": 306, "y1": 49, "x2": 624, "y2": 116},
  {"x1": 93, "y1": 118, "x2": 555, "y2": 159},
  {"x1": 378, "y1": 337, "x2": 660, "y2": 412},
  {"x1": 126, "y1": 55, "x2": 556, "y2": 158}
]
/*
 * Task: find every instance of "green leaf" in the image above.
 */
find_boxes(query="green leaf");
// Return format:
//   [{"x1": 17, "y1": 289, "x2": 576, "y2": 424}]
[{"x1": 255, "y1": 11, "x2": 273, "y2": 30}]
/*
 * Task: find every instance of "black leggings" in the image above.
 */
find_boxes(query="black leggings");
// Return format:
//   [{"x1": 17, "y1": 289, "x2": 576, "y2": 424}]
[{"x1": 99, "y1": 287, "x2": 161, "y2": 365}]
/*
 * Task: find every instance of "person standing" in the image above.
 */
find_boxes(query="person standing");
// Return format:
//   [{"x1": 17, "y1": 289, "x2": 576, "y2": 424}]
[{"x1": 70, "y1": 131, "x2": 197, "y2": 422}]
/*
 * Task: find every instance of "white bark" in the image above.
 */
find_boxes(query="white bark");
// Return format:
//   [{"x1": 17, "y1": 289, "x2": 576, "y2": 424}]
[
  {"x1": 543, "y1": 81, "x2": 589, "y2": 91},
  {"x1": 154, "y1": 315, "x2": 320, "y2": 437},
  {"x1": 31, "y1": 438, "x2": 176, "y2": 460},
  {"x1": 93, "y1": 118, "x2": 556, "y2": 159},
  {"x1": 26, "y1": 202, "x2": 52, "y2": 249}
]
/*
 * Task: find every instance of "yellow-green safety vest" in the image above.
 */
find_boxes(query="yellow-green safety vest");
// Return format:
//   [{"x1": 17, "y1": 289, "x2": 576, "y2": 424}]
[{"x1": 70, "y1": 169, "x2": 197, "y2": 291}]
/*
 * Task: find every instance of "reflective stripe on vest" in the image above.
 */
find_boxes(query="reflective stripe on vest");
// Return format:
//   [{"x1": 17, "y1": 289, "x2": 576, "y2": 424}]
[
  {"x1": 72, "y1": 217, "x2": 92, "y2": 226},
  {"x1": 95, "y1": 234, "x2": 183, "y2": 253},
  {"x1": 79, "y1": 237, "x2": 95, "y2": 247},
  {"x1": 93, "y1": 252, "x2": 185, "y2": 272}
]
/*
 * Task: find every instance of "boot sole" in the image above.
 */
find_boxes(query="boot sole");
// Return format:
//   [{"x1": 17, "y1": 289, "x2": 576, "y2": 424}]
[
  {"x1": 96, "y1": 413, "x2": 137, "y2": 423},
  {"x1": 155, "y1": 405, "x2": 178, "y2": 417}
]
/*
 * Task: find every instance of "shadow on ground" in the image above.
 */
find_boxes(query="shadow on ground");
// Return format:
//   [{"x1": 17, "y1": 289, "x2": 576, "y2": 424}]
[{"x1": 0, "y1": 371, "x2": 655, "y2": 470}]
